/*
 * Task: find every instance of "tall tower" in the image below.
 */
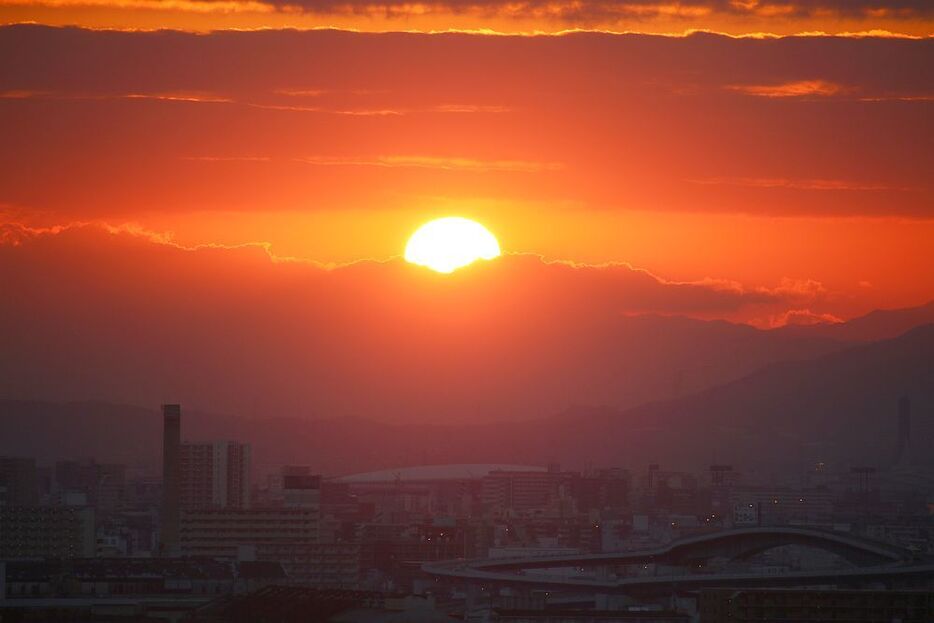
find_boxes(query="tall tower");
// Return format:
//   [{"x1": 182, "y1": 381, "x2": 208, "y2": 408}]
[
  {"x1": 896, "y1": 395, "x2": 911, "y2": 467},
  {"x1": 160, "y1": 404, "x2": 181, "y2": 556}
]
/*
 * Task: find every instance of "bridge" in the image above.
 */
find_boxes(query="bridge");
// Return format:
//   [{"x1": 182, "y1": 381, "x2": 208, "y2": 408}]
[{"x1": 422, "y1": 527, "x2": 929, "y2": 594}]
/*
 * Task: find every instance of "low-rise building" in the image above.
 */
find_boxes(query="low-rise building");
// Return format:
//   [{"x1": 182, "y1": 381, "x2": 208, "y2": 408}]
[
  {"x1": 179, "y1": 507, "x2": 319, "y2": 559},
  {"x1": 699, "y1": 588, "x2": 934, "y2": 622},
  {"x1": 0, "y1": 505, "x2": 95, "y2": 558}
]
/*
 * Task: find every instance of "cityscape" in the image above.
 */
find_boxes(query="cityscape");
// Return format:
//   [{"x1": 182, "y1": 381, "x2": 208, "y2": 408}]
[
  {"x1": 2, "y1": 388, "x2": 933, "y2": 621},
  {"x1": 2, "y1": 0, "x2": 934, "y2": 621}
]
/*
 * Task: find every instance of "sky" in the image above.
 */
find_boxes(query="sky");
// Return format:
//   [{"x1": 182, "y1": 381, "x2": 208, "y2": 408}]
[{"x1": 0, "y1": 4, "x2": 932, "y2": 421}]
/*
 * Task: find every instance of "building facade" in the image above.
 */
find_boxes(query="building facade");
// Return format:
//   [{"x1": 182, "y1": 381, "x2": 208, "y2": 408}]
[
  {"x1": 0, "y1": 505, "x2": 95, "y2": 558},
  {"x1": 179, "y1": 507, "x2": 319, "y2": 559},
  {"x1": 180, "y1": 441, "x2": 251, "y2": 510}
]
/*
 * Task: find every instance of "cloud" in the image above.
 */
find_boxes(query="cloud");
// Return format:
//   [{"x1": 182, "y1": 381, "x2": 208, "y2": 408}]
[
  {"x1": 0, "y1": 89, "x2": 232, "y2": 102},
  {"x1": 0, "y1": 0, "x2": 273, "y2": 11},
  {"x1": 0, "y1": 220, "x2": 833, "y2": 422},
  {"x1": 726, "y1": 79, "x2": 848, "y2": 97},
  {"x1": 1, "y1": 26, "x2": 931, "y2": 220},
  {"x1": 295, "y1": 155, "x2": 562, "y2": 173},
  {"x1": 181, "y1": 155, "x2": 273, "y2": 162},
  {"x1": 687, "y1": 177, "x2": 911, "y2": 192},
  {"x1": 762, "y1": 308, "x2": 844, "y2": 328},
  {"x1": 724, "y1": 79, "x2": 934, "y2": 101},
  {"x1": 189, "y1": 0, "x2": 934, "y2": 23},
  {"x1": 1, "y1": 0, "x2": 932, "y2": 34},
  {"x1": 758, "y1": 277, "x2": 826, "y2": 299},
  {"x1": 0, "y1": 88, "x2": 509, "y2": 116}
]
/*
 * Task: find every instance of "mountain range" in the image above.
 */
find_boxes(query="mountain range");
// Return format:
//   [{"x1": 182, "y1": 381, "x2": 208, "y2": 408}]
[{"x1": 1, "y1": 313, "x2": 930, "y2": 476}]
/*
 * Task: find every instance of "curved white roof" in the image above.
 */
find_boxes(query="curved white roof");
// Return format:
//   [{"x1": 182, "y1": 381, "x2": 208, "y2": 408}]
[{"x1": 337, "y1": 463, "x2": 546, "y2": 483}]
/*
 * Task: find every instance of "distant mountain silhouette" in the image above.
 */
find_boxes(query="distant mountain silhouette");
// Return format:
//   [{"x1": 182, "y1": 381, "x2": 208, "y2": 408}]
[
  {"x1": 569, "y1": 322, "x2": 934, "y2": 471},
  {"x1": 776, "y1": 300, "x2": 934, "y2": 342},
  {"x1": 2, "y1": 324, "x2": 930, "y2": 476}
]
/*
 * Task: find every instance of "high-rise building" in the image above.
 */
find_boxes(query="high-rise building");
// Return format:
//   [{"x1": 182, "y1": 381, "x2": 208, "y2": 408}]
[
  {"x1": 160, "y1": 403, "x2": 181, "y2": 556},
  {"x1": 179, "y1": 441, "x2": 251, "y2": 509}
]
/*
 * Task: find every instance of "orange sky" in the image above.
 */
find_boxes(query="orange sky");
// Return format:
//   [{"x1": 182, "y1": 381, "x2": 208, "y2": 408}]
[
  {"x1": 0, "y1": 7, "x2": 932, "y2": 423},
  {"x1": 2, "y1": 23, "x2": 932, "y2": 325},
  {"x1": 2, "y1": 0, "x2": 933, "y2": 35}
]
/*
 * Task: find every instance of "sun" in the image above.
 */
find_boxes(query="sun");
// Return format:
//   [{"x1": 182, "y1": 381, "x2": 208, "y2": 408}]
[{"x1": 404, "y1": 217, "x2": 501, "y2": 273}]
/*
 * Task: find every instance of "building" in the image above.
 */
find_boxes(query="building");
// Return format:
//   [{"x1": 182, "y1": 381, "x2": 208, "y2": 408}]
[
  {"x1": 699, "y1": 588, "x2": 934, "y2": 622},
  {"x1": 493, "y1": 609, "x2": 689, "y2": 622},
  {"x1": 161, "y1": 403, "x2": 181, "y2": 555},
  {"x1": 54, "y1": 459, "x2": 126, "y2": 514},
  {"x1": 179, "y1": 507, "x2": 319, "y2": 559},
  {"x1": 732, "y1": 503, "x2": 758, "y2": 527},
  {"x1": 253, "y1": 542, "x2": 359, "y2": 588},
  {"x1": 728, "y1": 487, "x2": 833, "y2": 527},
  {"x1": 280, "y1": 466, "x2": 321, "y2": 509},
  {"x1": 2, "y1": 558, "x2": 284, "y2": 599},
  {"x1": 180, "y1": 441, "x2": 251, "y2": 510},
  {"x1": 569, "y1": 468, "x2": 632, "y2": 513},
  {"x1": 896, "y1": 394, "x2": 912, "y2": 466},
  {"x1": 0, "y1": 456, "x2": 39, "y2": 507},
  {"x1": 481, "y1": 470, "x2": 567, "y2": 514},
  {"x1": 0, "y1": 505, "x2": 95, "y2": 558},
  {"x1": 337, "y1": 463, "x2": 546, "y2": 519}
]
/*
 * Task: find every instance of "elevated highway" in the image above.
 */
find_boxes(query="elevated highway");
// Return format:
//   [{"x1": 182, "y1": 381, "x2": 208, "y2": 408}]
[{"x1": 422, "y1": 527, "x2": 931, "y2": 594}]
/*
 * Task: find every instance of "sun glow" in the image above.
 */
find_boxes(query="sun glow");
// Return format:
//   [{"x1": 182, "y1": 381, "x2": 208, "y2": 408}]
[{"x1": 404, "y1": 217, "x2": 501, "y2": 273}]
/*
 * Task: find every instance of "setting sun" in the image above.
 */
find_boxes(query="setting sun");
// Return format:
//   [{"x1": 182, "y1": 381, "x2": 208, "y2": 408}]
[{"x1": 404, "y1": 217, "x2": 501, "y2": 274}]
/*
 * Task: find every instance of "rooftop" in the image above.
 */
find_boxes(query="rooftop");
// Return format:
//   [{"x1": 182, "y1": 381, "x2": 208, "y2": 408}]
[{"x1": 336, "y1": 464, "x2": 545, "y2": 483}]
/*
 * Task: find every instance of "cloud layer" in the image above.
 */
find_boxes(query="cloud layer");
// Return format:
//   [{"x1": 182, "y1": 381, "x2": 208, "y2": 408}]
[
  {"x1": 1, "y1": 26, "x2": 931, "y2": 222},
  {"x1": 0, "y1": 223, "x2": 843, "y2": 423},
  {"x1": 1, "y1": 0, "x2": 932, "y2": 34}
]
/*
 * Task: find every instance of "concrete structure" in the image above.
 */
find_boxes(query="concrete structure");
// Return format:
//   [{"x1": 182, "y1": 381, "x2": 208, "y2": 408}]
[
  {"x1": 728, "y1": 488, "x2": 832, "y2": 527},
  {"x1": 0, "y1": 505, "x2": 95, "y2": 558},
  {"x1": 337, "y1": 463, "x2": 547, "y2": 519},
  {"x1": 180, "y1": 441, "x2": 251, "y2": 510},
  {"x1": 179, "y1": 507, "x2": 319, "y2": 559},
  {"x1": 0, "y1": 558, "x2": 285, "y2": 622},
  {"x1": 896, "y1": 394, "x2": 912, "y2": 466},
  {"x1": 731, "y1": 503, "x2": 757, "y2": 527},
  {"x1": 337, "y1": 464, "x2": 546, "y2": 484},
  {"x1": 699, "y1": 588, "x2": 934, "y2": 622},
  {"x1": 254, "y1": 542, "x2": 359, "y2": 588},
  {"x1": 0, "y1": 457, "x2": 38, "y2": 507},
  {"x1": 423, "y1": 527, "x2": 923, "y2": 594},
  {"x1": 54, "y1": 459, "x2": 126, "y2": 514},
  {"x1": 160, "y1": 403, "x2": 181, "y2": 556},
  {"x1": 280, "y1": 466, "x2": 320, "y2": 509},
  {"x1": 481, "y1": 470, "x2": 568, "y2": 514}
]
